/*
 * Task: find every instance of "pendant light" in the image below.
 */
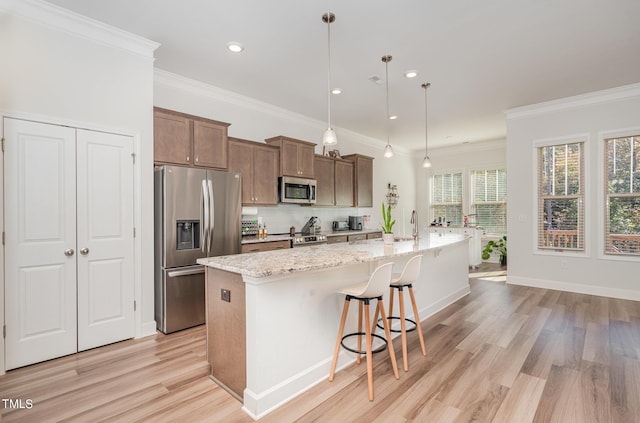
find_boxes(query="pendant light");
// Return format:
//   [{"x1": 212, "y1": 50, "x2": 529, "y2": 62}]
[
  {"x1": 421, "y1": 82, "x2": 432, "y2": 168},
  {"x1": 322, "y1": 12, "x2": 337, "y2": 146},
  {"x1": 382, "y1": 55, "x2": 394, "y2": 158}
]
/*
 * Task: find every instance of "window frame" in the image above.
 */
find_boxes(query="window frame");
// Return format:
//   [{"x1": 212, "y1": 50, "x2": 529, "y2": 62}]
[
  {"x1": 532, "y1": 134, "x2": 590, "y2": 257},
  {"x1": 598, "y1": 128, "x2": 640, "y2": 262},
  {"x1": 429, "y1": 168, "x2": 464, "y2": 226},
  {"x1": 470, "y1": 167, "x2": 507, "y2": 235}
]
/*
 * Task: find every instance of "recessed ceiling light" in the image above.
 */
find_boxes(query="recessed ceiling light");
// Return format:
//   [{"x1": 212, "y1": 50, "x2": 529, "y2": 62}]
[
  {"x1": 389, "y1": 115, "x2": 398, "y2": 120},
  {"x1": 226, "y1": 42, "x2": 244, "y2": 53},
  {"x1": 331, "y1": 88, "x2": 342, "y2": 95},
  {"x1": 404, "y1": 70, "x2": 419, "y2": 78}
]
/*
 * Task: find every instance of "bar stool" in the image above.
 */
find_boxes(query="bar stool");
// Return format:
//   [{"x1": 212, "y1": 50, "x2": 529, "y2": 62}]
[
  {"x1": 381, "y1": 255, "x2": 426, "y2": 372},
  {"x1": 328, "y1": 262, "x2": 399, "y2": 401}
]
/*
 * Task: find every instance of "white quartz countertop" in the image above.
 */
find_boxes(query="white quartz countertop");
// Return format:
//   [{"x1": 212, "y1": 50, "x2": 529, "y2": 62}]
[{"x1": 199, "y1": 233, "x2": 467, "y2": 278}]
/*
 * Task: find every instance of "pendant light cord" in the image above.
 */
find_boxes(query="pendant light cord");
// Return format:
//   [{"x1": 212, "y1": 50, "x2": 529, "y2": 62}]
[
  {"x1": 424, "y1": 83, "x2": 429, "y2": 154},
  {"x1": 385, "y1": 56, "x2": 391, "y2": 145},
  {"x1": 326, "y1": 14, "x2": 332, "y2": 130}
]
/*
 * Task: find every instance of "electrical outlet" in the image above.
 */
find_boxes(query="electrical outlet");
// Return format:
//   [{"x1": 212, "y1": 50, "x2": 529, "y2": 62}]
[{"x1": 221, "y1": 288, "x2": 231, "y2": 302}]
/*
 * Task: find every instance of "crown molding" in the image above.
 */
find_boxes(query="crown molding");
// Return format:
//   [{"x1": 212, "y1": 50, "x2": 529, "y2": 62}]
[
  {"x1": 0, "y1": 0, "x2": 159, "y2": 58},
  {"x1": 505, "y1": 82, "x2": 640, "y2": 120},
  {"x1": 428, "y1": 138, "x2": 506, "y2": 156},
  {"x1": 154, "y1": 68, "x2": 411, "y2": 156}
]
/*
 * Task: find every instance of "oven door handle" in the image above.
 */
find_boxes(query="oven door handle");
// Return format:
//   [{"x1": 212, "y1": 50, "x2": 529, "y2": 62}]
[{"x1": 168, "y1": 265, "x2": 205, "y2": 278}]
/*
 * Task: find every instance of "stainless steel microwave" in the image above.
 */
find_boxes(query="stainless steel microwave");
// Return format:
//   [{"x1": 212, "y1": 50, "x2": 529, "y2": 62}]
[{"x1": 279, "y1": 176, "x2": 317, "y2": 204}]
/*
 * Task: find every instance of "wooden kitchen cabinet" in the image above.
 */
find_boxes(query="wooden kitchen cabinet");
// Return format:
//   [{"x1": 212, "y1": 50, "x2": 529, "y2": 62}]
[
  {"x1": 342, "y1": 154, "x2": 374, "y2": 207},
  {"x1": 154, "y1": 107, "x2": 230, "y2": 169},
  {"x1": 327, "y1": 235, "x2": 348, "y2": 244},
  {"x1": 229, "y1": 138, "x2": 279, "y2": 205},
  {"x1": 265, "y1": 136, "x2": 315, "y2": 178},
  {"x1": 313, "y1": 155, "x2": 354, "y2": 207},
  {"x1": 241, "y1": 240, "x2": 291, "y2": 253}
]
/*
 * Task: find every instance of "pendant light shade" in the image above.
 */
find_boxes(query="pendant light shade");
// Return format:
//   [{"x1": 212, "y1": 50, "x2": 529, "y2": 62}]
[
  {"x1": 422, "y1": 82, "x2": 432, "y2": 168},
  {"x1": 382, "y1": 55, "x2": 394, "y2": 158},
  {"x1": 322, "y1": 12, "x2": 337, "y2": 146}
]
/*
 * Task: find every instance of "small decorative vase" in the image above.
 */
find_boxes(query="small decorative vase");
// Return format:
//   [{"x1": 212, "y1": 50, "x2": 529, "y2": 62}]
[{"x1": 383, "y1": 233, "x2": 394, "y2": 245}]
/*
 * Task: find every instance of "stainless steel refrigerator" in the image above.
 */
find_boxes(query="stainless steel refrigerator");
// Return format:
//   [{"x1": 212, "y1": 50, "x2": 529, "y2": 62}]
[{"x1": 154, "y1": 165, "x2": 242, "y2": 333}]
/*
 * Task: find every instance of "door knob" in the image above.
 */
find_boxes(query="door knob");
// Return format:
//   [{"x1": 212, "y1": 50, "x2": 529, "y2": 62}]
[
  {"x1": 80, "y1": 248, "x2": 90, "y2": 255},
  {"x1": 64, "y1": 248, "x2": 75, "y2": 256}
]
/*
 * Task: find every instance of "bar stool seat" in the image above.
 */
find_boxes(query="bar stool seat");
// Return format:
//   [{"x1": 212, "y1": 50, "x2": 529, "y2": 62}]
[
  {"x1": 328, "y1": 262, "x2": 399, "y2": 401},
  {"x1": 384, "y1": 255, "x2": 427, "y2": 372}
]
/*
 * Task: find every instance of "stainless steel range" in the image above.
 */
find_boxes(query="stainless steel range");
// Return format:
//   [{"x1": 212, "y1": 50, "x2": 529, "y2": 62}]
[{"x1": 292, "y1": 234, "x2": 327, "y2": 247}]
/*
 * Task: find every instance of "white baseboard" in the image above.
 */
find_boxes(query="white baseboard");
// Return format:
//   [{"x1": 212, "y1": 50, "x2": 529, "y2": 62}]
[
  {"x1": 138, "y1": 320, "x2": 158, "y2": 338},
  {"x1": 507, "y1": 275, "x2": 640, "y2": 301}
]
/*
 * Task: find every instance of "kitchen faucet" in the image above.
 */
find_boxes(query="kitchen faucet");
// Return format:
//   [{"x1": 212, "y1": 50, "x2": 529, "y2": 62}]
[{"x1": 411, "y1": 210, "x2": 418, "y2": 241}]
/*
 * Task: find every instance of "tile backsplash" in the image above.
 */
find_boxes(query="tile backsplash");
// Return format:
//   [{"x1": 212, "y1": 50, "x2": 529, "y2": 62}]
[{"x1": 244, "y1": 204, "x2": 374, "y2": 234}]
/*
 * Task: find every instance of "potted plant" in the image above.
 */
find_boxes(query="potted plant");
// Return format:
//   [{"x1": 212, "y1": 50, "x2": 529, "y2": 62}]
[
  {"x1": 381, "y1": 202, "x2": 396, "y2": 245},
  {"x1": 482, "y1": 235, "x2": 507, "y2": 266}
]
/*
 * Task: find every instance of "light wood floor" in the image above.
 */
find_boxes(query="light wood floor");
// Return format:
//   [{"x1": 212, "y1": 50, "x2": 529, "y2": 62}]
[{"x1": 2, "y1": 265, "x2": 640, "y2": 423}]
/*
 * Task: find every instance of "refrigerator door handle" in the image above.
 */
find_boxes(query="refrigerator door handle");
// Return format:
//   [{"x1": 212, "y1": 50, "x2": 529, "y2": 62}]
[
  {"x1": 201, "y1": 179, "x2": 209, "y2": 253},
  {"x1": 167, "y1": 265, "x2": 205, "y2": 278},
  {"x1": 207, "y1": 179, "x2": 215, "y2": 253}
]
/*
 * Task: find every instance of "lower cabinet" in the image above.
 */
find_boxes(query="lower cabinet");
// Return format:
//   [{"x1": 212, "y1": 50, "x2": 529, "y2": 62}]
[
  {"x1": 327, "y1": 235, "x2": 348, "y2": 244},
  {"x1": 241, "y1": 240, "x2": 291, "y2": 253},
  {"x1": 206, "y1": 267, "x2": 246, "y2": 399},
  {"x1": 367, "y1": 231, "x2": 383, "y2": 239}
]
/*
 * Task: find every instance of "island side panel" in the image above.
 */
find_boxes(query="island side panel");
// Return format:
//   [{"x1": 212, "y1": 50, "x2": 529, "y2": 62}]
[{"x1": 205, "y1": 267, "x2": 246, "y2": 400}]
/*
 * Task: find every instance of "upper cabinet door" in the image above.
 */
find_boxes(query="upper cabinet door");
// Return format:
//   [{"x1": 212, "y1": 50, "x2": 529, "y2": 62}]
[
  {"x1": 4, "y1": 118, "x2": 78, "y2": 370},
  {"x1": 193, "y1": 120, "x2": 228, "y2": 169},
  {"x1": 252, "y1": 144, "x2": 279, "y2": 205},
  {"x1": 154, "y1": 108, "x2": 230, "y2": 169},
  {"x1": 281, "y1": 140, "x2": 301, "y2": 177},
  {"x1": 297, "y1": 144, "x2": 315, "y2": 178},
  {"x1": 154, "y1": 109, "x2": 192, "y2": 165},
  {"x1": 314, "y1": 155, "x2": 335, "y2": 206},
  {"x1": 228, "y1": 139, "x2": 254, "y2": 204},
  {"x1": 76, "y1": 129, "x2": 135, "y2": 352},
  {"x1": 335, "y1": 160, "x2": 354, "y2": 207}
]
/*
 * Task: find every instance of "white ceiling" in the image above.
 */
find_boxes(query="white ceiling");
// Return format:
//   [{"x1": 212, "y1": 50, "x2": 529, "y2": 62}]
[{"x1": 46, "y1": 0, "x2": 640, "y2": 151}]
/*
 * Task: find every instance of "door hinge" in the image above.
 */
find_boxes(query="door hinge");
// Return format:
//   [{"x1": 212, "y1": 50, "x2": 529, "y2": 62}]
[
  {"x1": 3, "y1": 325, "x2": 6, "y2": 339},
  {"x1": 2, "y1": 231, "x2": 4, "y2": 246},
  {"x1": 134, "y1": 300, "x2": 137, "y2": 312},
  {"x1": 131, "y1": 152, "x2": 136, "y2": 164},
  {"x1": 133, "y1": 227, "x2": 136, "y2": 238},
  {"x1": 1, "y1": 137, "x2": 4, "y2": 152}
]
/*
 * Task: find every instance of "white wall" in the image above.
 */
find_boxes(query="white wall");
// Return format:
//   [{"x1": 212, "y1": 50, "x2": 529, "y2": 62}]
[
  {"x1": 154, "y1": 70, "x2": 418, "y2": 235},
  {"x1": 0, "y1": 3, "x2": 158, "y2": 372},
  {"x1": 414, "y1": 139, "x2": 507, "y2": 230},
  {"x1": 506, "y1": 84, "x2": 640, "y2": 300}
]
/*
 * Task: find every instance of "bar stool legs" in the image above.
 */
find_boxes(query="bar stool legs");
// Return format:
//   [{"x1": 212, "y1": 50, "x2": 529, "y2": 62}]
[
  {"x1": 408, "y1": 286, "x2": 427, "y2": 357},
  {"x1": 329, "y1": 295, "x2": 399, "y2": 401}
]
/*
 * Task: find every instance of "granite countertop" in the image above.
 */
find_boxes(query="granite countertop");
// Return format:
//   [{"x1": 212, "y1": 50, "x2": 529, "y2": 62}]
[{"x1": 199, "y1": 233, "x2": 467, "y2": 278}]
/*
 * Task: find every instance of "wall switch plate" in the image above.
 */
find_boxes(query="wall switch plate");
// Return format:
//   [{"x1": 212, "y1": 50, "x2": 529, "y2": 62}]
[{"x1": 221, "y1": 289, "x2": 231, "y2": 302}]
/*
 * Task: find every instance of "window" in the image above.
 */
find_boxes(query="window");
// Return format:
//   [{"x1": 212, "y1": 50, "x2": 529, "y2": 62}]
[
  {"x1": 471, "y1": 169, "x2": 507, "y2": 235},
  {"x1": 431, "y1": 172, "x2": 463, "y2": 226},
  {"x1": 537, "y1": 142, "x2": 584, "y2": 251},
  {"x1": 605, "y1": 135, "x2": 640, "y2": 256}
]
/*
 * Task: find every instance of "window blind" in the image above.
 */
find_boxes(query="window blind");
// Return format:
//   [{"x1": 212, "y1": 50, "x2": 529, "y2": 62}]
[
  {"x1": 471, "y1": 169, "x2": 507, "y2": 234},
  {"x1": 605, "y1": 135, "x2": 640, "y2": 256},
  {"x1": 537, "y1": 142, "x2": 584, "y2": 251},
  {"x1": 431, "y1": 172, "x2": 463, "y2": 225}
]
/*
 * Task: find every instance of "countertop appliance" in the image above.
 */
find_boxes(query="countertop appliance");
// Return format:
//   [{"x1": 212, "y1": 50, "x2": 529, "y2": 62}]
[
  {"x1": 155, "y1": 165, "x2": 241, "y2": 334},
  {"x1": 349, "y1": 216, "x2": 363, "y2": 231},
  {"x1": 292, "y1": 234, "x2": 327, "y2": 247},
  {"x1": 279, "y1": 176, "x2": 317, "y2": 204},
  {"x1": 332, "y1": 221, "x2": 349, "y2": 231}
]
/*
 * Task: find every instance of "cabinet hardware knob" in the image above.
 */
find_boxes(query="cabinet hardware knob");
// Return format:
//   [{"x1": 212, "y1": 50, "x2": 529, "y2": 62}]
[
  {"x1": 186, "y1": 155, "x2": 190, "y2": 162},
  {"x1": 80, "y1": 248, "x2": 90, "y2": 255},
  {"x1": 64, "y1": 248, "x2": 74, "y2": 257},
  {"x1": 195, "y1": 156, "x2": 199, "y2": 163}
]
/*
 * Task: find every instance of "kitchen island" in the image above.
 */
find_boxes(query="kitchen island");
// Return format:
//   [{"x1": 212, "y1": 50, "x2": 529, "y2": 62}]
[{"x1": 198, "y1": 232, "x2": 469, "y2": 419}]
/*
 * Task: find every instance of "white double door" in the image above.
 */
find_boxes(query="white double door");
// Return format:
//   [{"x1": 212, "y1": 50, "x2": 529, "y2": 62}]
[{"x1": 4, "y1": 118, "x2": 135, "y2": 370}]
